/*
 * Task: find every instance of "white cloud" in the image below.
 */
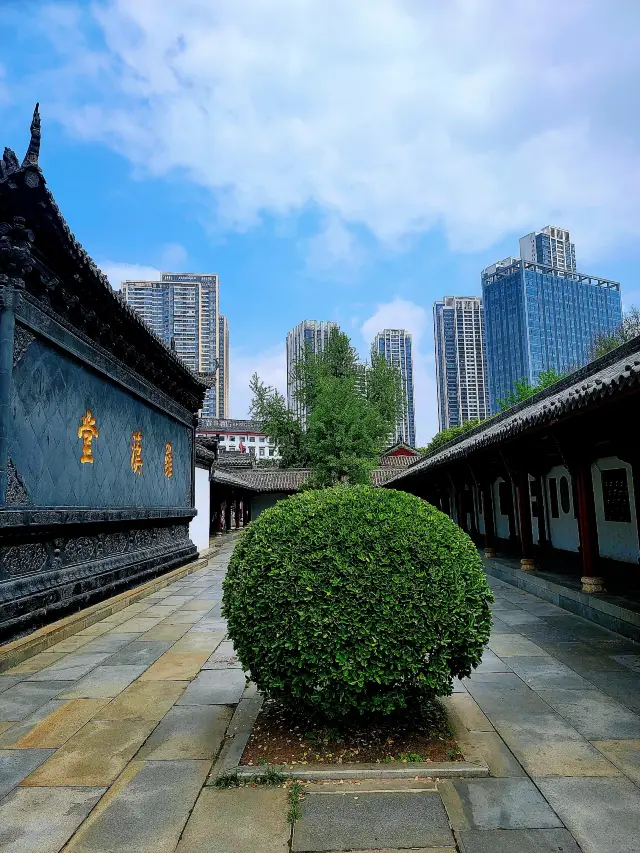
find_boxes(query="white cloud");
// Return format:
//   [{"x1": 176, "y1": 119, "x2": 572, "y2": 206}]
[
  {"x1": 160, "y1": 242, "x2": 188, "y2": 270},
  {"x1": 303, "y1": 215, "x2": 364, "y2": 274},
  {"x1": 360, "y1": 298, "x2": 438, "y2": 447},
  {"x1": 98, "y1": 261, "x2": 162, "y2": 290},
  {"x1": 228, "y1": 344, "x2": 287, "y2": 419},
  {"x1": 33, "y1": 0, "x2": 640, "y2": 262}
]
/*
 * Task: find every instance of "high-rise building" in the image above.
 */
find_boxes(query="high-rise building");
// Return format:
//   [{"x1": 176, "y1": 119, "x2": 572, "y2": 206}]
[
  {"x1": 374, "y1": 329, "x2": 416, "y2": 447},
  {"x1": 121, "y1": 272, "x2": 227, "y2": 417},
  {"x1": 433, "y1": 296, "x2": 490, "y2": 431},
  {"x1": 286, "y1": 320, "x2": 338, "y2": 422},
  {"x1": 519, "y1": 225, "x2": 576, "y2": 273},
  {"x1": 218, "y1": 315, "x2": 229, "y2": 418},
  {"x1": 482, "y1": 257, "x2": 622, "y2": 412}
]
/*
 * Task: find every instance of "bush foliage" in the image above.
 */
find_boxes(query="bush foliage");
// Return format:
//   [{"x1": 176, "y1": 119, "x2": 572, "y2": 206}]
[{"x1": 223, "y1": 485, "x2": 493, "y2": 719}]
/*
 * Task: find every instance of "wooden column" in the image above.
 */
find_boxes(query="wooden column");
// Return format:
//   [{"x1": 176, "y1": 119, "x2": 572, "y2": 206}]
[
  {"x1": 235, "y1": 498, "x2": 242, "y2": 529},
  {"x1": 574, "y1": 458, "x2": 605, "y2": 593},
  {"x1": 481, "y1": 480, "x2": 497, "y2": 558},
  {"x1": 216, "y1": 502, "x2": 224, "y2": 536},
  {"x1": 244, "y1": 499, "x2": 250, "y2": 526},
  {"x1": 224, "y1": 500, "x2": 232, "y2": 533},
  {"x1": 515, "y1": 470, "x2": 537, "y2": 571},
  {"x1": 455, "y1": 488, "x2": 467, "y2": 533}
]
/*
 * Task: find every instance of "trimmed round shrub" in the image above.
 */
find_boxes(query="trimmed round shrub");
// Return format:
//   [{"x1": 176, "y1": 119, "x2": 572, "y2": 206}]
[{"x1": 223, "y1": 485, "x2": 493, "y2": 718}]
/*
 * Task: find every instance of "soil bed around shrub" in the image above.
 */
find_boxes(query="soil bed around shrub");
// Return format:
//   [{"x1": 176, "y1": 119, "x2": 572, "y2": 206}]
[{"x1": 240, "y1": 697, "x2": 462, "y2": 766}]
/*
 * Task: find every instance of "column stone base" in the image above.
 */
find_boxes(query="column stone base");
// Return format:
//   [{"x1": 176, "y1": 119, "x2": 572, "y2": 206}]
[
  {"x1": 581, "y1": 575, "x2": 607, "y2": 594},
  {"x1": 483, "y1": 547, "x2": 497, "y2": 559},
  {"x1": 520, "y1": 557, "x2": 538, "y2": 572},
  {"x1": 215, "y1": 532, "x2": 223, "y2": 537}
]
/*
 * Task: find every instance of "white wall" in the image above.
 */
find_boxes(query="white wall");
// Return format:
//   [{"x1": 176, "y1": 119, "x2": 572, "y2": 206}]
[
  {"x1": 593, "y1": 457, "x2": 640, "y2": 563},
  {"x1": 493, "y1": 478, "x2": 510, "y2": 540},
  {"x1": 545, "y1": 465, "x2": 579, "y2": 553},
  {"x1": 189, "y1": 466, "x2": 211, "y2": 553}
]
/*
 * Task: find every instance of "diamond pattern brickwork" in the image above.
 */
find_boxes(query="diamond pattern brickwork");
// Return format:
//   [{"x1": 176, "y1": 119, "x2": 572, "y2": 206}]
[{"x1": 8, "y1": 337, "x2": 191, "y2": 509}]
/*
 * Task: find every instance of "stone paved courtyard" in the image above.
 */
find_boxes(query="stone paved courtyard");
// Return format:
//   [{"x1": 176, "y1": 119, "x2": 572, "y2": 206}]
[{"x1": 1, "y1": 541, "x2": 640, "y2": 852}]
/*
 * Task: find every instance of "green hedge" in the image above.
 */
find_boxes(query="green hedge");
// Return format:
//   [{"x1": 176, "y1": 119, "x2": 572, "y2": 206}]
[{"x1": 223, "y1": 485, "x2": 493, "y2": 718}]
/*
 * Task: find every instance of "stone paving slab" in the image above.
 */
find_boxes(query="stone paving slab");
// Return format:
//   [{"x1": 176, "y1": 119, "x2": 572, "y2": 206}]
[
  {"x1": 0, "y1": 681, "x2": 74, "y2": 722},
  {"x1": 0, "y1": 785, "x2": 106, "y2": 853},
  {"x1": 536, "y1": 687, "x2": 640, "y2": 739},
  {"x1": 0, "y1": 676, "x2": 23, "y2": 693},
  {"x1": 177, "y1": 669, "x2": 246, "y2": 705},
  {"x1": 100, "y1": 641, "x2": 173, "y2": 668},
  {"x1": 110, "y1": 617, "x2": 164, "y2": 634},
  {"x1": 94, "y1": 679, "x2": 188, "y2": 721},
  {"x1": 64, "y1": 759, "x2": 210, "y2": 853},
  {"x1": 453, "y1": 731, "x2": 525, "y2": 777},
  {"x1": 3, "y1": 652, "x2": 68, "y2": 675},
  {"x1": 504, "y1": 656, "x2": 593, "y2": 690},
  {"x1": 176, "y1": 785, "x2": 290, "y2": 853},
  {"x1": 27, "y1": 652, "x2": 114, "y2": 682},
  {"x1": 172, "y1": 631, "x2": 225, "y2": 653},
  {"x1": 441, "y1": 694, "x2": 494, "y2": 733},
  {"x1": 438, "y1": 778, "x2": 563, "y2": 830},
  {"x1": 537, "y1": 776, "x2": 640, "y2": 853},
  {"x1": 293, "y1": 790, "x2": 454, "y2": 851},
  {"x1": 591, "y1": 738, "x2": 640, "y2": 783},
  {"x1": 21, "y1": 719, "x2": 157, "y2": 787},
  {"x1": 613, "y1": 653, "x2": 640, "y2": 672},
  {"x1": 78, "y1": 634, "x2": 143, "y2": 654},
  {"x1": 138, "y1": 650, "x2": 211, "y2": 680},
  {"x1": 0, "y1": 748, "x2": 55, "y2": 798},
  {"x1": 138, "y1": 623, "x2": 191, "y2": 642},
  {"x1": 137, "y1": 704, "x2": 233, "y2": 760},
  {"x1": 581, "y1": 670, "x2": 640, "y2": 714},
  {"x1": 455, "y1": 828, "x2": 582, "y2": 852},
  {"x1": 487, "y1": 634, "x2": 550, "y2": 657},
  {"x1": 0, "y1": 698, "x2": 109, "y2": 748},
  {"x1": 59, "y1": 665, "x2": 148, "y2": 699}
]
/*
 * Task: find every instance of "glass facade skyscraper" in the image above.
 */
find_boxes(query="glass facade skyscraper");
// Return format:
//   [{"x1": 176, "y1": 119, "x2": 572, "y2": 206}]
[
  {"x1": 482, "y1": 258, "x2": 622, "y2": 412},
  {"x1": 374, "y1": 329, "x2": 416, "y2": 447},
  {"x1": 433, "y1": 296, "x2": 489, "y2": 431},
  {"x1": 121, "y1": 272, "x2": 228, "y2": 417}
]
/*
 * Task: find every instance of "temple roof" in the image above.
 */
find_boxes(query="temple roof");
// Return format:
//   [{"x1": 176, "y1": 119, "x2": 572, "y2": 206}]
[
  {"x1": 0, "y1": 105, "x2": 207, "y2": 414},
  {"x1": 384, "y1": 334, "x2": 640, "y2": 486}
]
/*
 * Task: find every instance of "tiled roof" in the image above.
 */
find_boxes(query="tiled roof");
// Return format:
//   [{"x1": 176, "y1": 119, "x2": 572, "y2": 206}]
[
  {"x1": 211, "y1": 468, "x2": 311, "y2": 492},
  {"x1": 384, "y1": 335, "x2": 640, "y2": 486},
  {"x1": 212, "y1": 466, "x2": 403, "y2": 492},
  {"x1": 195, "y1": 443, "x2": 216, "y2": 467}
]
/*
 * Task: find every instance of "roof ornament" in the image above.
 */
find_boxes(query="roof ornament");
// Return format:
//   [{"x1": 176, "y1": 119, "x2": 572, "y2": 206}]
[
  {"x1": 0, "y1": 147, "x2": 20, "y2": 180},
  {"x1": 22, "y1": 103, "x2": 41, "y2": 168}
]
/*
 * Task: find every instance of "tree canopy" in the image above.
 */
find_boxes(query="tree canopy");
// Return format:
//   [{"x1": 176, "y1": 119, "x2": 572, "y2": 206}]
[
  {"x1": 590, "y1": 307, "x2": 640, "y2": 360},
  {"x1": 496, "y1": 368, "x2": 564, "y2": 411},
  {"x1": 250, "y1": 328, "x2": 403, "y2": 487}
]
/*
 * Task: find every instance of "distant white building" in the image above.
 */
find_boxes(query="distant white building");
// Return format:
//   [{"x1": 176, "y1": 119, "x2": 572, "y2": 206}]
[
  {"x1": 286, "y1": 320, "x2": 338, "y2": 423},
  {"x1": 519, "y1": 225, "x2": 576, "y2": 273},
  {"x1": 197, "y1": 418, "x2": 281, "y2": 460},
  {"x1": 433, "y1": 296, "x2": 490, "y2": 431},
  {"x1": 373, "y1": 329, "x2": 416, "y2": 447}
]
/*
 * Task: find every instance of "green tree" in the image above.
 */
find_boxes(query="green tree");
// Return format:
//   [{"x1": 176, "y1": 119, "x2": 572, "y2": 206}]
[
  {"x1": 497, "y1": 368, "x2": 564, "y2": 411},
  {"x1": 590, "y1": 306, "x2": 640, "y2": 360},
  {"x1": 250, "y1": 328, "x2": 403, "y2": 486},
  {"x1": 249, "y1": 375, "x2": 308, "y2": 469},
  {"x1": 422, "y1": 419, "x2": 481, "y2": 455}
]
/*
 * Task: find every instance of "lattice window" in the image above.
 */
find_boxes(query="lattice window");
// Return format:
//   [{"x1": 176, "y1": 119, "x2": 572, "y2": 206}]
[{"x1": 601, "y1": 468, "x2": 632, "y2": 523}]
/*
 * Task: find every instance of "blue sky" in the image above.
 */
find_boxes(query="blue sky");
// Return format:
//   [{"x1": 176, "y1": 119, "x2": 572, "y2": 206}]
[{"x1": 2, "y1": 0, "x2": 640, "y2": 444}]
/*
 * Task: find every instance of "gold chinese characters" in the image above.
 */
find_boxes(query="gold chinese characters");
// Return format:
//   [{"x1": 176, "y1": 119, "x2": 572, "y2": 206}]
[
  {"x1": 164, "y1": 442, "x2": 173, "y2": 478},
  {"x1": 130, "y1": 430, "x2": 143, "y2": 474},
  {"x1": 77, "y1": 410, "x2": 99, "y2": 464}
]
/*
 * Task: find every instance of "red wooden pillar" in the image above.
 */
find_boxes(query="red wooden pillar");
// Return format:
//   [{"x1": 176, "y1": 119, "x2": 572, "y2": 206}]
[
  {"x1": 225, "y1": 500, "x2": 232, "y2": 534},
  {"x1": 515, "y1": 470, "x2": 537, "y2": 571},
  {"x1": 574, "y1": 458, "x2": 605, "y2": 593},
  {"x1": 235, "y1": 498, "x2": 241, "y2": 529},
  {"x1": 468, "y1": 486, "x2": 479, "y2": 538},
  {"x1": 481, "y1": 480, "x2": 497, "y2": 558},
  {"x1": 535, "y1": 474, "x2": 549, "y2": 552}
]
